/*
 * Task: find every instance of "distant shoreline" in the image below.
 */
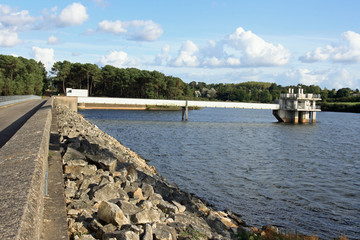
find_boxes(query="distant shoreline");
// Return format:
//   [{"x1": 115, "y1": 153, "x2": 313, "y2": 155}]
[
  {"x1": 320, "y1": 102, "x2": 360, "y2": 113},
  {"x1": 78, "y1": 102, "x2": 200, "y2": 111}
]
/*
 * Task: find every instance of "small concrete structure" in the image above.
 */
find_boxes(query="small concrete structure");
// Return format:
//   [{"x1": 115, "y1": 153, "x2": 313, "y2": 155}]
[
  {"x1": 273, "y1": 88, "x2": 321, "y2": 123},
  {"x1": 66, "y1": 88, "x2": 88, "y2": 97}
]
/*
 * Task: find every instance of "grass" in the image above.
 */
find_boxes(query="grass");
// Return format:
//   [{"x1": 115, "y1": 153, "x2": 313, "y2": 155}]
[{"x1": 180, "y1": 227, "x2": 206, "y2": 240}]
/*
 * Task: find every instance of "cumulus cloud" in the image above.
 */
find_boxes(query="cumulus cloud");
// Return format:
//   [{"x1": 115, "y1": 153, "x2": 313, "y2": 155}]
[
  {"x1": 99, "y1": 50, "x2": 137, "y2": 68},
  {"x1": 0, "y1": 4, "x2": 37, "y2": 31},
  {"x1": 98, "y1": 20, "x2": 126, "y2": 34},
  {"x1": 226, "y1": 27, "x2": 290, "y2": 66},
  {"x1": 155, "y1": 27, "x2": 290, "y2": 68},
  {"x1": 57, "y1": 2, "x2": 89, "y2": 27},
  {"x1": 275, "y1": 68, "x2": 359, "y2": 89},
  {"x1": 97, "y1": 19, "x2": 163, "y2": 41},
  {"x1": 171, "y1": 41, "x2": 200, "y2": 67},
  {"x1": 300, "y1": 31, "x2": 360, "y2": 63},
  {"x1": 327, "y1": 68, "x2": 359, "y2": 89},
  {"x1": 32, "y1": 46, "x2": 55, "y2": 70},
  {"x1": 47, "y1": 35, "x2": 58, "y2": 44},
  {"x1": 154, "y1": 44, "x2": 171, "y2": 65},
  {"x1": 278, "y1": 68, "x2": 327, "y2": 86},
  {"x1": 0, "y1": 4, "x2": 38, "y2": 46},
  {"x1": 0, "y1": 29, "x2": 22, "y2": 47}
]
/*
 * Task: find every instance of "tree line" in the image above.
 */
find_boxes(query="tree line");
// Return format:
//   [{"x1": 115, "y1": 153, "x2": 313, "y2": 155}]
[
  {"x1": 1, "y1": 55, "x2": 359, "y2": 105},
  {"x1": 0, "y1": 55, "x2": 47, "y2": 95},
  {"x1": 51, "y1": 61, "x2": 192, "y2": 99}
]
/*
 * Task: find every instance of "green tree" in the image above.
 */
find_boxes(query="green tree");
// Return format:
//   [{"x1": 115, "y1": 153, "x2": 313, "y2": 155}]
[
  {"x1": 51, "y1": 61, "x2": 71, "y2": 94},
  {"x1": 336, "y1": 88, "x2": 351, "y2": 98}
]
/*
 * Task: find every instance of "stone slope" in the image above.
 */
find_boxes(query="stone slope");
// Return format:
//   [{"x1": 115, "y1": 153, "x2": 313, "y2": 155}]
[{"x1": 55, "y1": 104, "x2": 265, "y2": 240}]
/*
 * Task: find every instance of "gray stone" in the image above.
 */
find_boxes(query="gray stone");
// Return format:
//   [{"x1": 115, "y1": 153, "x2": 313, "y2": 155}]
[
  {"x1": 117, "y1": 200, "x2": 142, "y2": 216},
  {"x1": 93, "y1": 182, "x2": 129, "y2": 202},
  {"x1": 141, "y1": 183, "x2": 154, "y2": 199},
  {"x1": 67, "y1": 159, "x2": 88, "y2": 167},
  {"x1": 123, "y1": 181, "x2": 140, "y2": 193},
  {"x1": 75, "y1": 234, "x2": 97, "y2": 240},
  {"x1": 148, "y1": 193, "x2": 163, "y2": 205},
  {"x1": 95, "y1": 223, "x2": 117, "y2": 239},
  {"x1": 97, "y1": 201, "x2": 130, "y2": 227},
  {"x1": 121, "y1": 225, "x2": 144, "y2": 235},
  {"x1": 152, "y1": 224, "x2": 176, "y2": 240},
  {"x1": 141, "y1": 224, "x2": 153, "y2": 240},
  {"x1": 63, "y1": 147, "x2": 86, "y2": 163},
  {"x1": 126, "y1": 165, "x2": 138, "y2": 182},
  {"x1": 86, "y1": 154, "x2": 118, "y2": 172},
  {"x1": 99, "y1": 175, "x2": 114, "y2": 186},
  {"x1": 88, "y1": 218, "x2": 104, "y2": 232},
  {"x1": 171, "y1": 201, "x2": 186, "y2": 213},
  {"x1": 131, "y1": 209, "x2": 161, "y2": 224},
  {"x1": 157, "y1": 201, "x2": 178, "y2": 215},
  {"x1": 102, "y1": 223, "x2": 117, "y2": 233},
  {"x1": 137, "y1": 200, "x2": 153, "y2": 210},
  {"x1": 102, "y1": 230, "x2": 139, "y2": 240},
  {"x1": 64, "y1": 164, "x2": 97, "y2": 176},
  {"x1": 174, "y1": 213, "x2": 212, "y2": 238},
  {"x1": 65, "y1": 180, "x2": 77, "y2": 199}
]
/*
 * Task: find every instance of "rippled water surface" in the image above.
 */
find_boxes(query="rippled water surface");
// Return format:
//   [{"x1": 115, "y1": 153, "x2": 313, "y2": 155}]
[{"x1": 80, "y1": 108, "x2": 360, "y2": 239}]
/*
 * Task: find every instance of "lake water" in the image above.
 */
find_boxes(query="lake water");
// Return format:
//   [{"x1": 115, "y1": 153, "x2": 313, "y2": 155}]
[{"x1": 80, "y1": 108, "x2": 360, "y2": 239}]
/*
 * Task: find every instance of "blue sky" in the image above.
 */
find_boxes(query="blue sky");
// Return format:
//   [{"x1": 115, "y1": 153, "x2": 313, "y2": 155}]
[{"x1": 1, "y1": 0, "x2": 360, "y2": 90}]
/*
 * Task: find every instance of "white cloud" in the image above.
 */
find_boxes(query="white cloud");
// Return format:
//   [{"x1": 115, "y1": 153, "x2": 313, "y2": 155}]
[
  {"x1": 171, "y1": 40, "x2": 200, "y2": 67},
  {"x1": 0, "y1": 4, "x2": 37, "y2": 31},
  {"x1": 99, "y1": 50, "x2": 137, "y2": 68},
  {"x1": 0, "y1": 29, "x2": 22, "y2": 47},
  {"x1": 154, "y1": 44, "x2": 171, "y2": 65},
  {"x1": 156, "y1": 27, "x2": 290, "y2": 68},
  {"x1": 98, "y1": 20, "x2": 127, "y2": 34},
  {"x1": 226, "y1": 27, "x2": 290, "y2": 66},
  {"x1": 97, "y1": 19, "x2": 163, "y2": 41},
  {"x1": 300, "y1": 31, "x2": 360, "y2": 63},
  {"x1": 47, "y1": 35, "x2": 58, "y2": 44},
  {"x1": 127, "y1": 20, "x2": 163, "y2": 41},
  {"x1": 327, "y1": 68, "x2": 358, "y2": 89},
  {"x1": 274, "y1": 68, "x2": 359, "y2": 89},
  {"x1": 279, "y1": 68, "x2": 327, "y2": 86},
  {"x1": 32, "y1": 46, "x2": 55, "y2": 70},
  {"x1": 57, "y1": 3, "x2": 88, "y2": 27}
]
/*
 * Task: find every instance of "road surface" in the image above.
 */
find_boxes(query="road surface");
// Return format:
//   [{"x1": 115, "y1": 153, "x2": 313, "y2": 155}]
[{"x1": 0, "y1": 99, "x2": 46, "y2": 148}]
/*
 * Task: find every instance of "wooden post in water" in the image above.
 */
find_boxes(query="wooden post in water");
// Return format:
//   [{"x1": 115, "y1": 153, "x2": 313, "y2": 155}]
[{"x1": 182, "y1": 100, "x2": 188, "y2": 121}]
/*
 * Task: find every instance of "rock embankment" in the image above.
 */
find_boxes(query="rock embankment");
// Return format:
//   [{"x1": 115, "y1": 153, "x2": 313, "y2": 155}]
[{"x1": 55, "y1": 104, "x2": 271, "y2": 240}]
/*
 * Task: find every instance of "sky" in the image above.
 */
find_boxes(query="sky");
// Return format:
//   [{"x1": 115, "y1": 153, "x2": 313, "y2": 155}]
[{"x1": 1, "y1": 0, "x2": 360, "y2": 90}]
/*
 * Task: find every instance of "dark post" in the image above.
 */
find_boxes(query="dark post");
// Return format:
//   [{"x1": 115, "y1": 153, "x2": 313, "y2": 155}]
[{"x1": 182, "y1": 100, "x2": 189, "y2": 121}]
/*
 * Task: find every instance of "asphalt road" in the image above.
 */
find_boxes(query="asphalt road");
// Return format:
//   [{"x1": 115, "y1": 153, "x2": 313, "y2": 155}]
[{"x1": 0, "y1": 99, "x2": 46, "y2": 148}]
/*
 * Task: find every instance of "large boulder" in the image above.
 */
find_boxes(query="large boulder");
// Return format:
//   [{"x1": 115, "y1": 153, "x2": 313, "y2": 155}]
[
  {"x1": 97, "y1": 201, "x2": 130, "y2": 227},
  {"x1": 131, "y1": 208, "x2": 161, "y2": 224},
  {"x1": 117, "y1": 200, "x2": 142, "y2": 216},
  {"x1": 152, "y1": 224, "x2": 176, "y2": 240},
  {"x1": 86, "y1": 153, "x2": 118, "y2": 172},
  {"x1": 92, "y1": 182, "x2": 129, "y2": 202},
  {"x1": 63, "y1": 147, "x2": 86, "y2": 163},
  {"x1": 142, "y1": 224, "x2": 153, "y2": 240}
]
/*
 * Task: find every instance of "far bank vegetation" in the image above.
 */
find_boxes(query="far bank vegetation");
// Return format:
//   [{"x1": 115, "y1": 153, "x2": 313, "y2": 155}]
[{"x1": 1, "y1": 55, "x2": 359, "y2": 112}]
